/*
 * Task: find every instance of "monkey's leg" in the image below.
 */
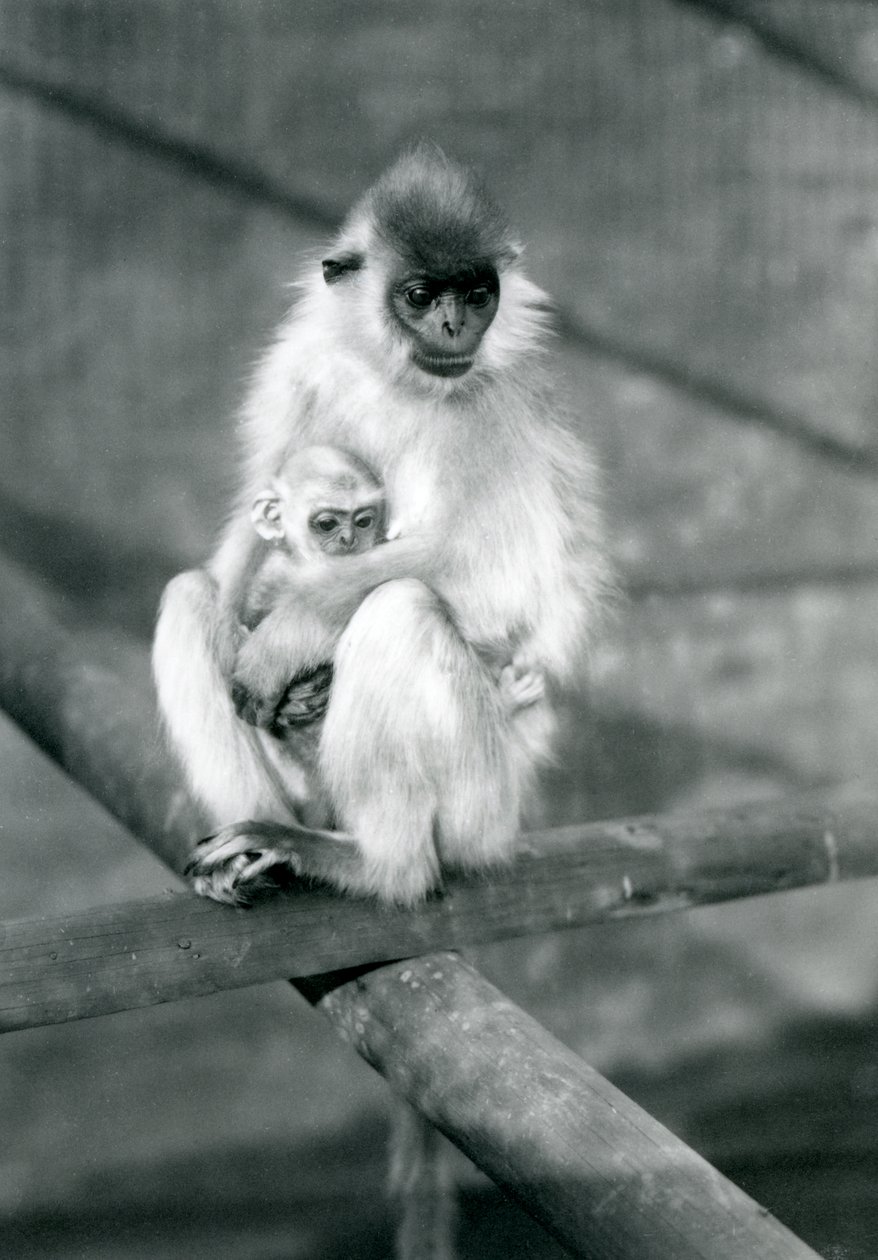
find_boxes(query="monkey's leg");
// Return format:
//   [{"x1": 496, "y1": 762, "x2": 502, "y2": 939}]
[
  {"x1": 153, "y1": 570, "x2": 311, "y2": 822},
  {"x1": 319, "y1": 579, "x2": 520, "y2": 903},
  {"x1": 187, "y1": 579, "x2": 522, "y2": 907}
]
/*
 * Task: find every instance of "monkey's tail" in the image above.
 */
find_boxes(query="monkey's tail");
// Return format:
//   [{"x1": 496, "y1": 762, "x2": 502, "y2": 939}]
[
  {"x1": 152, "y1": 569, "x2": 305, "y2": 825},
  {"x1": 388, "y1": 1101, "x2": 458, "y2": 1260}
]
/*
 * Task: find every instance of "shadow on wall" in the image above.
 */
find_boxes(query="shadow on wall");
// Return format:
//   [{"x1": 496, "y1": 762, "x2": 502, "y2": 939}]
[{"x1": 540, "y1": 697, "x2": 808, "y2": 828}]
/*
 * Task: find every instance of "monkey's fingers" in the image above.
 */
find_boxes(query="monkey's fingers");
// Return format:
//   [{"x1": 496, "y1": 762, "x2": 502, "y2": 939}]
[
  {"x1": 499, "y1": 664, "x2": 546, "y2": 711},
  {"x1": 190, "y1": 853, "x2": 300, "y2": 906},
  {"x1": 230, "y1": 678, "x2": 289, "y2": 730}
]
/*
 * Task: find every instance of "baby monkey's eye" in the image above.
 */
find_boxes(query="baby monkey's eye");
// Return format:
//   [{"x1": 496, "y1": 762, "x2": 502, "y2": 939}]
[
  {"x1": 355, "y1": 512, "x2": 376, "y2": 530},
  {"x1": 312, "y1": 514, "x2": 340, "y2": 533}
]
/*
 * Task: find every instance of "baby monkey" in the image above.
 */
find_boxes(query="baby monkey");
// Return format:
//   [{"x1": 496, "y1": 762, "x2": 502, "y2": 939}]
[
  {"x1": 230, "y1": 444, "x2": 390, "y2": 734},
  {"x1": 232, "y1": 442, "x2": 543, "y2": 741}
]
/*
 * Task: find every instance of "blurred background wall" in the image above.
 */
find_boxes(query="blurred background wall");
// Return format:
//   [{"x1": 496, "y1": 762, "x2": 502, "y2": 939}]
[{"x1": 2, "y1": 3, "x2": 878, "y2": 1257}]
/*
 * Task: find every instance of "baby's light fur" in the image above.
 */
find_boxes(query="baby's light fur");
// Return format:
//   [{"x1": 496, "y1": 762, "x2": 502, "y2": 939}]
[{"x1": 153, "y1": 148, "x2": 608, "y2": 905}]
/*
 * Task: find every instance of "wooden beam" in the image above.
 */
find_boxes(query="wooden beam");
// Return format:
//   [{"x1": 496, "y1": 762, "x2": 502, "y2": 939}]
[
  {"x1": 0, "y1": 553, "x2": 201, "y2": 874},
  {"x1": 2, "y1": 789, "x2": 878, "y2": 1033},
  {"x1": 301, "y1": 953, "x2": 822, "y2": 1259}
]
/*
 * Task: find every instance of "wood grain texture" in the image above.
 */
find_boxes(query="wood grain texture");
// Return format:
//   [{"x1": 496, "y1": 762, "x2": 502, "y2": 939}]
[
  {"x1": 2, "y1": 792, "x2": 877, "y2": 1033},
  {"x1": 308, "y1": 952, "x2": 823, "y2": 1259}
]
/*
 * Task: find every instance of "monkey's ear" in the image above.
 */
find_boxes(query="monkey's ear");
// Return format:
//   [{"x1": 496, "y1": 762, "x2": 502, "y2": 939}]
[
  {"x1": 251, "y1": 492, "x2": 285, "y2": 542},
  {"x1": 322, "y1": 252, "x2": 365, "y2": 284},
  {"x1": 498, "y1": 240, "x2": 523, "y2": 265}
]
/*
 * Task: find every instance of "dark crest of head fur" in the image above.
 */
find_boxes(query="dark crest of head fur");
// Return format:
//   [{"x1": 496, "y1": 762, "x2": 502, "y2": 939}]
[{"x1": 357, "y1": 144, "x2": 517, "y2": 275}]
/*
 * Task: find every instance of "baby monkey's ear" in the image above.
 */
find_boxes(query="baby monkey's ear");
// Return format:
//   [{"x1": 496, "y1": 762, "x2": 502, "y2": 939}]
[{"x1": 251, "y1": 489, "x2": 285, "y2": 542}]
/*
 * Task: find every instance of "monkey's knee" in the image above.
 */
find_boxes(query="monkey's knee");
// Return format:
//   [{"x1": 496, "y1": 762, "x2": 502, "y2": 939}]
[
  {"x1": 335, "y1": 578, "x2": 454, "y2": 683},
  {"x1": 155, "y1": 568, "x2": 233, "y2": 678},
  {"x1": 346, "y1": 577, "x2": 440, "y2": 637},
  {"x1": 158, "y1": 567, "x2": 218, "y2": 622}
]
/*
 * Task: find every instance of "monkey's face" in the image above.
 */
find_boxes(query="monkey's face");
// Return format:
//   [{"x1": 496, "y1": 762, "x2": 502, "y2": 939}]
[
  {"x1": 307, "y1": 499, "x2": 385, "y2": 556},
  {"x1": 388, "y1": 266, "x2": 499, "y2": 379}
]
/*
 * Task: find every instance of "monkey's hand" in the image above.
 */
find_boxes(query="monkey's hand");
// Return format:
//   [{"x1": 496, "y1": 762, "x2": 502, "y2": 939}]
[{"x1": 498, "y1": 655, "x2": 546, "y2": 713}]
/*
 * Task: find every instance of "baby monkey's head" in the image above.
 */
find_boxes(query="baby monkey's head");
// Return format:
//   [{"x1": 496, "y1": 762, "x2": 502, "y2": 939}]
[{"x1": 252, "y1": 445, "x2": 386, "y2": 558}]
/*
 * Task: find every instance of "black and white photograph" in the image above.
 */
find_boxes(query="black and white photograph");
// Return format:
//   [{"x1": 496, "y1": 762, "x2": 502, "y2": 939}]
[{"x1": 2, "y1": 3, "x2": 878, "y2": 1257}]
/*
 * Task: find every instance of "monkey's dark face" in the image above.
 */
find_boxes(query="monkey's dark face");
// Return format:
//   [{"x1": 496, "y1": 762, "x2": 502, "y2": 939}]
[
  {"x1": 308, "y1": 501, "x2": 384, "y2": 555},
  {"x1": 388, "y1": 266, "x2": 500, "y2": 379}
]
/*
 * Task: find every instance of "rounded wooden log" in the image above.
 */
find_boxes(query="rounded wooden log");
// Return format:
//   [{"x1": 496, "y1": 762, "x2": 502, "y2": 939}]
[
  {"x1": 0, "y1": 553, "x2": 201, "y2": 873},
  {"x1": 3, "y1": 784, "x2": 878, "y2": 1032},
  {"x1": 302, "y1": 952, "x2": 822, "y2": 1260}
]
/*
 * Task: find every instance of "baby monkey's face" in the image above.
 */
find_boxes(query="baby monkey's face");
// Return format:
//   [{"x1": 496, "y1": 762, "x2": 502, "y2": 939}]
[{"x1": 306, "y1": 496, "x2": 385, "y2": 555}]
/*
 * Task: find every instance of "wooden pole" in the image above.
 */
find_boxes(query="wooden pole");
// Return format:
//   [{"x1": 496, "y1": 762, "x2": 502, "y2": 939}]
[
  {"x1": 0, "y1": 553, "x2": 200, "y2": 873},
  {"x1": 0, "y1": 552, "x2": 829, "y2": 1258},
  {"x1": 301, "y1": 953, "x2": 822, "y2": 1260},
  {"x1": 3, "y1": 786, "x2": 878, "y2": 1032}
]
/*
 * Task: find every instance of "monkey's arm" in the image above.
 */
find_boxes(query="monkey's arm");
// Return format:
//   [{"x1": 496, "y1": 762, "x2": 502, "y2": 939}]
[
  {"x1": 293, "y1": 534, "x2": 439, "y2": 623},
  {"x1": 231, "y1": 536, "x2": 436, "y2": 729}
]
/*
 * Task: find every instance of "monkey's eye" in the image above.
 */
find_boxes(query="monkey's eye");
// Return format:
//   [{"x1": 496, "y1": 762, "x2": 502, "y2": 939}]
[
  {"x1": 312, "y1": 514, "x2": 340, "y2": 534},
  {"x1": 467, "y1": 286, "x2": 492, "y2": 307},
  {"x1": 405, "y1": 286, "x2": 434, "y2": 310},
  {"x1": 355, "y1": 511, "x2": 376, "y2": 530}
]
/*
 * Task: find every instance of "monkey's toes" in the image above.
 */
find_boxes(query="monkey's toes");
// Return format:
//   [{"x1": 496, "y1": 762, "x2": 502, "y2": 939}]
[
  {"x1": 275, "y1": 663, "x2": 333, "y2": 727},
  {"x1": 230, "y1": 679, "x2": 275, "y2": 728},
  {"x1": 186, "y1": 831, "x2": 303, "y2": 905}
]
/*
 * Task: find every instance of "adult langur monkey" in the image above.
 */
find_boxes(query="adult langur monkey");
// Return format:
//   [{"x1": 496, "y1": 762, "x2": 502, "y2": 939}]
[
  {"x1": 154, "y1": 146, "x2": 607, "y2": 903},
  {"x1": 153, "y1": 144, "x2": 608, "y2": 1258}
]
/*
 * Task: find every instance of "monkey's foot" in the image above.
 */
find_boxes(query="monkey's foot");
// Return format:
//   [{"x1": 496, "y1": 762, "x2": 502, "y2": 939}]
[
  {"x1": 499, "y1": 662, "x2": 545, "y2": 711},
  {"x1": 273, "y1": 662, "x2": 334, "y2": 730},
  {"x1": 185, "y1": 825, "x2": 304, "y2": 906}
]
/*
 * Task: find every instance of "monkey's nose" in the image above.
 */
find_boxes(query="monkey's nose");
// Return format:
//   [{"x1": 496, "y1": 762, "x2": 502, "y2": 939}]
[{"x1": 440, "y1": 296, "x2": 465, "y2": 337}]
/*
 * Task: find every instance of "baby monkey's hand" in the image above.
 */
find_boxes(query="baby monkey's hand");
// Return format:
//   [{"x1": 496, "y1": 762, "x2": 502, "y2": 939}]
[{"x1": 498, "y1": 652, "x2": 545, "y2": 713}]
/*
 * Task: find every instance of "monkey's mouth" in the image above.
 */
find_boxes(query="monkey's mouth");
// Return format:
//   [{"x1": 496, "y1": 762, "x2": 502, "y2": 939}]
[{"x1": 412, "y1": 351, "x2": 474, "y2": 379}]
